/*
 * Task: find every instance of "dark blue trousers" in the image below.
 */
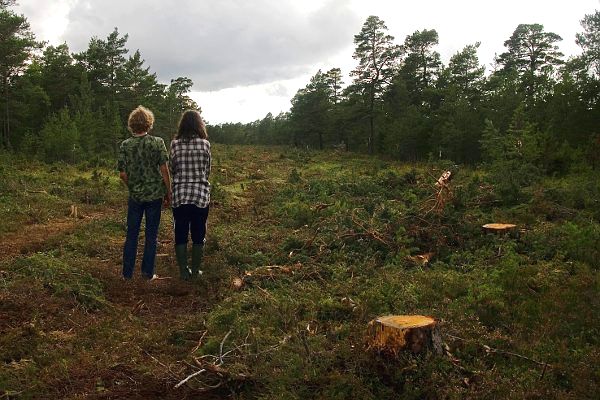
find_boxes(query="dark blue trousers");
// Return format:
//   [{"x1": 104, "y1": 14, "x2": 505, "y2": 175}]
[
  {"x1": 173, "y1": 204, "x2": 209, "y2": 246},
  {"x1": 122, "y1": 197, "x2": 162, "y2": 279}
]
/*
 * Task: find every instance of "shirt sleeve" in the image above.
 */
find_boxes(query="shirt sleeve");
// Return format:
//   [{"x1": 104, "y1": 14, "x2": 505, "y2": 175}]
[
  {"x1": 157, "y1": 138, "x2": 169, "y2": 166},
  {"x1": 206, "y1": 142, "x2": 211, "y2": 180},
  {"x1": 117, "y1": 142, "x2": 126, "y2": 172}
]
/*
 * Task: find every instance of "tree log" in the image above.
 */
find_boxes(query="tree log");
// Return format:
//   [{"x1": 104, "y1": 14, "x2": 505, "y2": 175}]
[{"x1": 367, "y1": 315, "x2": 442, "y2": 355}]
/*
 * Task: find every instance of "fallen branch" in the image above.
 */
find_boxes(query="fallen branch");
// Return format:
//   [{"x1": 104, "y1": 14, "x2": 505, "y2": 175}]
[
  {"x1": 196, "y1": 362, "x2": 253, "y2": 382},
  {"x1": 190, "y1": 330, "x2": 208, "y2": 354},
  {"x1": 233, "y1": 263, "x2": 303, "y2": 290},
  {"x1": 245, "y1": 264, "x2": 301, "y2": 277},
  {"x1": 446, "y1": 334, "x2": 551, "y2": 368},
  {"x1": 219, "y1": 330, "x2": 232, "y2": 365},
  {"x1": 174, "y1": 368, "x2": 207, "y2": 389},
  {"x1": 482, "y1": 344, "x2": 551, "y2": 367},
  {"x1": 346, "y1": 208, "x2": 392, "y2": 247},
  {"x1": 175, "y1": 331, "x2": 253, "y2": 390},
  {"x1": 138, "y1": 346, "x2": 181, "y2": 381},
  {"x1": 312, "y1": 202, "x2": 334, "y2": 212}
]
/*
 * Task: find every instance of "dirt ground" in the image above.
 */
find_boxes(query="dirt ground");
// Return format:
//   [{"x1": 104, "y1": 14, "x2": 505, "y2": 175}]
[{"x1": 0, "y1": 203, "x2": 232, "y2": 399}]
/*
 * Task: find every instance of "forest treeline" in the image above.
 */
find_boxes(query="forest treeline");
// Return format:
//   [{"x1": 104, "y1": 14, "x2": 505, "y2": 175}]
[
  {"x1": 0, "y1": 0, "x2": 197, "y2": 164},
  {"x1": 0, "y1": 0, "x2": 598, "y2": 171},
  {"x1": 210, "y1": 13, "x2": 600, "y2": 172}
]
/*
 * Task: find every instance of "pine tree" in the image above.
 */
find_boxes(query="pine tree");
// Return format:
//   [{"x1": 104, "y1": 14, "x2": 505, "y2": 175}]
[
  {"x1": 351, "y1": 16, "x2": 402, "y2": 153},
  {"x1": 0, "y1": 3, "x2": 40, "y2": 149}
]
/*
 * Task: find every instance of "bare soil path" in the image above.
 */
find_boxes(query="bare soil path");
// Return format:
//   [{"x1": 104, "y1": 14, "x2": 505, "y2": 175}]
[{"x1": 0, "y1": 210, "x2": 111, "y2": 261}]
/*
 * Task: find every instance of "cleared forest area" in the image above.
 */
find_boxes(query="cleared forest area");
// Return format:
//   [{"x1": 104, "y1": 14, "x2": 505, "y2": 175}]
[{"x1": 1, "y1": 145, "x2": 598, "y2": 399}]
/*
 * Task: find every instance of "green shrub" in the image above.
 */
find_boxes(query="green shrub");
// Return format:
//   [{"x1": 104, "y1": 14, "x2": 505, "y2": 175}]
[{"x1": 526, "y1": 220, "x2": 600, "y2": 267}]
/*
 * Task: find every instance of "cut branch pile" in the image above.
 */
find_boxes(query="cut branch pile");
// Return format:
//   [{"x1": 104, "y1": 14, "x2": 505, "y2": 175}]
[
  {"x1": 406, "y1": 252, "x2": 434, "y2": 267},
  {"x1": 175, "y1": 330, "x2": 254, "y2": 391},
  {"x1": 420, "y1": 170, "x2": 454, "y2": 215}
]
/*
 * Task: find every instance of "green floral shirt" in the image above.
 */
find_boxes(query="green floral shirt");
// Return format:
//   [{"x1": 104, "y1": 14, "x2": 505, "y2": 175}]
[{"x1": 117, "y1": 135, "x2": 169, "y2": 202}]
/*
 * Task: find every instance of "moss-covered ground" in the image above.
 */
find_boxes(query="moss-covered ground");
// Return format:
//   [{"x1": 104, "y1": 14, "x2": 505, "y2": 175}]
[{"x1": 0, "y1": 146, "x2": 598, "y2": 399}]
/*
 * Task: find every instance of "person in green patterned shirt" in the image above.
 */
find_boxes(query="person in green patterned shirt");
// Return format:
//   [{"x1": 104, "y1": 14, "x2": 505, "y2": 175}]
[{"x1": 117, "y1": 105, "x2": 172, "y2": 280}]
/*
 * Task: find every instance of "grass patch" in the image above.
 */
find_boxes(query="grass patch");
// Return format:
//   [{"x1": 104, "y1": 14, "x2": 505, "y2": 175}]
[{"x1": 5, "y1": 253, "x2": 107, "y2": 311}]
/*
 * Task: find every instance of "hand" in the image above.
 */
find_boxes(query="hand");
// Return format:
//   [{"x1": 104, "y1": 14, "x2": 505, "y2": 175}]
[{"x1": 163, "y1": 191, "x2": 172, "y2": 208}]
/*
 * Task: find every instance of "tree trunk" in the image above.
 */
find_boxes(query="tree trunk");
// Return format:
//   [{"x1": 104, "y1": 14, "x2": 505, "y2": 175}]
[
  {"x1": 2, "y1": 78, "x2": 12, "y2": 150},
  {"x1": 367, "y1": 315, "x2": 442, "y2": 355},
  {"x1": 368, "y1": 85, "x2": 375, "y2": 154}
]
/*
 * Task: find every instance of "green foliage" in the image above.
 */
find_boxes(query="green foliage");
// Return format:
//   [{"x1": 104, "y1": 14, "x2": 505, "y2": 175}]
[
  {"x1": 526, "y1": 219, "x2": 600, "y2": 267},
  {"x1": 39, "y1": 108, "x2": 81, "y2": 162},
  {"x1": 0, "y1": 4, "x2": 42, "y2": 149},
  {"x1": 7, "y1": 253, "x2": 107, "y2": 311},
  {"x1": 480, "y1": 111, "x2": 545, "y2": 205}
]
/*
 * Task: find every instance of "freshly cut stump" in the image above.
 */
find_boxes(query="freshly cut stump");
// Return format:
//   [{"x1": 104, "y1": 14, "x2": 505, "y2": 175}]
[
  {"x1": 367, "y1": 315, "x2": 442, "y2": 355},
  {"x1": 482, "y1": 223, "x2": 517, "y2": 233}
]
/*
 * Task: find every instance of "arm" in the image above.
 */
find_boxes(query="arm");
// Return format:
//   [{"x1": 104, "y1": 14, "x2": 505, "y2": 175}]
[
  {"x1": 157, "y1": 138, "x2": 172, "y2": 207},
  {"x1": 119, "y1": 171, "x2": 128, "y2": 186},
  {"x1": 160, "y1": 163, "x2": 172, "y2": 207},
  {"x1": 117, "y1": 142, "x2": 128, "y2": 186}
]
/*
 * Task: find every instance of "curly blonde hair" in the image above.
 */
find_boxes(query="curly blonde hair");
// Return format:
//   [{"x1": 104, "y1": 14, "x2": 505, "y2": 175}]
[{"x1": 127, "y1": 105, "x2": 154, "y2": 134}]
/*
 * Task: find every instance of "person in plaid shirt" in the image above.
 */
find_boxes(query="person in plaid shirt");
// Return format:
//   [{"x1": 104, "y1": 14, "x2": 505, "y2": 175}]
[{"x1": 169, "y1": 110, "x2": 211, "y2": 280}]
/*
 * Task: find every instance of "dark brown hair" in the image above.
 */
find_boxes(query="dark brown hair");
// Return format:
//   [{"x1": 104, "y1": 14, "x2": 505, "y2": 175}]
[{"x1": 176, "y1": 110, "x2": 208, "y2": 141}]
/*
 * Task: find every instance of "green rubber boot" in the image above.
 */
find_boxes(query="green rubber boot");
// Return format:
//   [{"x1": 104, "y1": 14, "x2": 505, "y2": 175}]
[
  {"x1": 191, "y1": 244, "x2": 204, "y2": 279},
  {"x1": 175, "y1": 244, "x2": 191, "y2": 280}
]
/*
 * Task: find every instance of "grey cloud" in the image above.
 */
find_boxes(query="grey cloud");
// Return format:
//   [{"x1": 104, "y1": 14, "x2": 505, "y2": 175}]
[
  {"x1": 61, "y1": 0, "x2": 361, "y2": 91},
  {"x1": 266, "y1": 83, "x2": 291, "y2": 97}
]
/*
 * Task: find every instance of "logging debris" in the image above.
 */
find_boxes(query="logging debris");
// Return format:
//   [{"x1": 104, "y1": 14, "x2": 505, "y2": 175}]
[{"x1": 232, "y1": 263, "x2": 303, "y2": 290}]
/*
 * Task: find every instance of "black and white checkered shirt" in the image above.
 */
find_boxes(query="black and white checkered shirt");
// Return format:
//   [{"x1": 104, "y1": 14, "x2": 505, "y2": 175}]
[{"x1": 169, "y1": 137, "x2": 211, "y2": 208}]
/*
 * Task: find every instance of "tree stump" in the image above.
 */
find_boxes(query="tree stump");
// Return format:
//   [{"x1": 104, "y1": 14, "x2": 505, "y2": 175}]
[
  {"x1": 367, "y1": 315, "x2": 442, "y2": 355},
  {"x1": 231, "y1": 277, "x2": 244, "y2": 290},
  {"x1": 482, "y1": 223, "x2": 517, "y2": 233},
  {"x1": 482, "y1": 223, "x2": 518, "y2": 255}
]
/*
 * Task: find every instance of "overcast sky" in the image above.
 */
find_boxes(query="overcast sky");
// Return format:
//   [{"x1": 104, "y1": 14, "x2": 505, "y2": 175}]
[{"x1": 15, "y1": 0, "x2": 600, "y2": 124}]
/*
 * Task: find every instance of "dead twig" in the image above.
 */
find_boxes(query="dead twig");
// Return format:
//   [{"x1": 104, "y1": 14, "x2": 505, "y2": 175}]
[
  {"x1": 219, "y1": 330, "x2": 232, "y2": 365},
  {"x1": 176, "y1": 332, "x2": 253, "y2": 390},
  {"x1": 348, "y1": 208, "x2": 392, "y2": 247},
  {"x1": 300, "y1": 227, "x2": 321, "y2": 250},
  {"x1": 190, "y1": 330, "x2": 208, "y2": 354},
  {"x1": 312, "y1": 202, "x2": 334, "y2": 212},
  {"x1": 196, "y1": 362, "x2": 253, "y2": 382},
  {"x1": 445, "y1": 334, "x2": 552, "y2": 368},
  {"x1": 254, "y1": 284, "x2": 277, "y2": 302},
  {"x1": 482, "y1": 345, "x2": 551, "y2": 367},
  {"x1": 174, "y1": 368, "x2": 207, "y2": 389},
  {"x1": 138, "y1": 347, "x2": 180, "y2": 381}
]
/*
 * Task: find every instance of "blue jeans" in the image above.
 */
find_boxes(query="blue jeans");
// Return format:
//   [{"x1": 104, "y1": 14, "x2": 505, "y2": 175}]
[
  {"x1": 173, "y1": 204, "x2": 209, "y2": 246},
  {"x1": 123, "y1": 197, "x2": 162, "y2": 279}
]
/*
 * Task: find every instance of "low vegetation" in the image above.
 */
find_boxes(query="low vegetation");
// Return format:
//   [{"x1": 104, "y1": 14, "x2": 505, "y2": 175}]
[{"x1": 1, "y1": 144, "x2": 598, "y2": 399}]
